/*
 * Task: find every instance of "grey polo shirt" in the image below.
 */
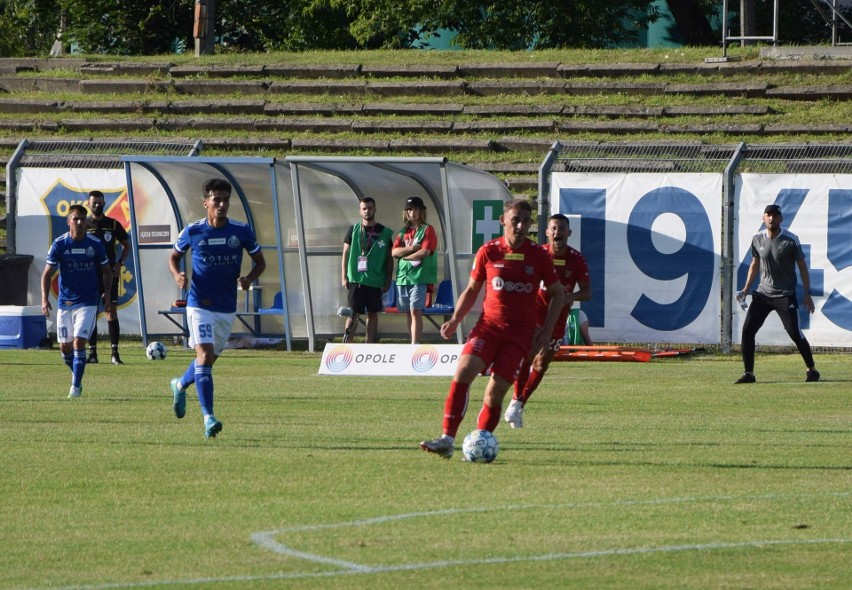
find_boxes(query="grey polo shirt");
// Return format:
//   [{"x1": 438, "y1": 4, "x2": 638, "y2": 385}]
[{"x1": 751, "y1": 228, "x2": 805, "y2": 297}]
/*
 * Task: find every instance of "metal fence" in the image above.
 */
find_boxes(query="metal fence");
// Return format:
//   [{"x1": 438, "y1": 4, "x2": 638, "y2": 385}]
[
  {"x1": 5, "y1": 139, "x2": 202, "y2": 254},
  {"x1": 540, "y1": 141, "x2": 852, "y2": 352}
]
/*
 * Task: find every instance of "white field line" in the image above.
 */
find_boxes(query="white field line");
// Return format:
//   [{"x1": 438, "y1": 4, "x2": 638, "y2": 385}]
[{"x1": 20, "y1": 492, "x2": 851, "y2": 590}]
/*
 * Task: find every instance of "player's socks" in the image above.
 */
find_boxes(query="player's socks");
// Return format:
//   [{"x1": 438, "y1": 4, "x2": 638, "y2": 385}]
[
  {"x1": 72, "y1": 349, "x2": 87, "y2": 387},
  {"x1": 476, "y1": 403, "x2": 501, "y2": 432},
  {"x1": 195, "y1": 365, "x2": 214, "y2": 416},
  {"x1": 522, "y1": 369, "x2": 545, "y2": 403},
  {"x1": 62, "y1": 351, "x2": 74, "y2": 369},
  {"x1": 108, "y1": 319, "x2": 120, "y2": 347},
  {"x1": 514, "y1": 359, "x2": 532, "y2": 401},
  {"x1": 181, "y1": 360, "x2": 197, "y2": 389},
  {"x1": 441, "y1": 381, "x2": 470, "y2": 438}
]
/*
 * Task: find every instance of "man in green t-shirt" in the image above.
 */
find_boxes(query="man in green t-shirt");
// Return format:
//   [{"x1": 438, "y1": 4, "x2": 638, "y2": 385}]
[{"x1": 341, "y1": 197, "x2": 394, "y2": 343}]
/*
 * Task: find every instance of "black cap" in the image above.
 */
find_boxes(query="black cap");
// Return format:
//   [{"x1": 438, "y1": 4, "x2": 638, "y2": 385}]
[
  {"x1": 764, "y1": 204, "x2": 782, "y2": 215},
  {"x1": 405, "y1": 196, "x2": 426, "y2": 209}
]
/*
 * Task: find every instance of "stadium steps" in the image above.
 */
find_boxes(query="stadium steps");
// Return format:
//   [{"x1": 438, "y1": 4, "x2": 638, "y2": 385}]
[
  {"x1": 4, "y1": 116, "x2": 828, "y2": 139},
  {"x1": 0, "y1": 55, "x2": 849, "y2": 212},
  {"x1": 5, "y1": 75, "x2": 848, "y2": 100}
]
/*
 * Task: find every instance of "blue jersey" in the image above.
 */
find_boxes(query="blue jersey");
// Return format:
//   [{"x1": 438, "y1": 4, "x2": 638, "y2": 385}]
[
  {"x1": 174, "y1": 218, "x2": 261, "y2": 313},
  {"x1": 46, "y1": 232, "x2": 109, "y2": 309}
]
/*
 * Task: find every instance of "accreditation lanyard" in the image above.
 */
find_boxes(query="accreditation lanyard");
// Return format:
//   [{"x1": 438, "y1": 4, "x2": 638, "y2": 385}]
[{"x1": 357, "y1": 223, "x2": 378, "y2": 272}]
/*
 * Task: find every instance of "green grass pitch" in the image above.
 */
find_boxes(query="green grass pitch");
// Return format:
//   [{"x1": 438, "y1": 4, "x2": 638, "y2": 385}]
[{"x1": 1, "y1": 346, "x2": 849, "y2": 589}]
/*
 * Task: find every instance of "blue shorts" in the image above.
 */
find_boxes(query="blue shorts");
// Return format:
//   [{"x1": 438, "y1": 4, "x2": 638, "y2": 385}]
[{"x1": 396, "y1": 283, "x2": 427, "y2": 311}]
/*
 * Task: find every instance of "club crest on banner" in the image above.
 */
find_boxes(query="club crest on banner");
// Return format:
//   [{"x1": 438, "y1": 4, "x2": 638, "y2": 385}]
[{"x1": 41, "y1": 182, "x2": 137, "y2": 308}]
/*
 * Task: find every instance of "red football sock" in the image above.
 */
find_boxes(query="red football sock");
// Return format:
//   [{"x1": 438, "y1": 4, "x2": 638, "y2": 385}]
[
  {"x1": 514, "y1": 358, "x2": 531, "y2": 402},
  {"x1": 442, "y1": 381, "x2": 470, "y2": 438},
  {"x1": 522, "y1": 369, "x2": 544, "y2": 404},
  {"x1": 476, "y1": 403, "x2": 501, "y2": 432}
]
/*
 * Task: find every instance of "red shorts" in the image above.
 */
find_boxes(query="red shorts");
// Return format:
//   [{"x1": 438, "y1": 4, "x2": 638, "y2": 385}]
[
  {"x1": 462, "y1": 322, "x2": 530, "y2": 383},
  {"x1": 536, "y1": 304, "x2": 570, "y2": 343}
]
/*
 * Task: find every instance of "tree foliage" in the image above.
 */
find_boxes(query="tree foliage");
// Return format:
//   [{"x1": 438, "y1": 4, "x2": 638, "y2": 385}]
[
  {"x1": 0, "y1": 0, "x2": 60, "y2": 56},
  {"x1": 324, "y1": 0, "x2": 661, "y2": 49},
  {"x1": 0, "y1": 0, "x2": 848, "y2": 57},
  {"x1": 430, "y1": 0, "x2": 660, "y2": 50},
  {"x1": 63, "y1": 1, "x2": 193, "y2": 55},
  {"x1": 215, "y1": 1, "x2": 357, "y2": 51}
]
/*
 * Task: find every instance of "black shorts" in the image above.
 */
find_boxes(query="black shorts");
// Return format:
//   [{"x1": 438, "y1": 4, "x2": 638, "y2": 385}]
[{"x1": 347, "y1": 283, "x2": 384, "y2": 314}]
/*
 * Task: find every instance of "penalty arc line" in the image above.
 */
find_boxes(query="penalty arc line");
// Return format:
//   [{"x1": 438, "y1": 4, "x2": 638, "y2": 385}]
[
  {"x1": 251, "y1": 491, "x2": 852, "y2": 563},
  {"x1": 25, "y1": 538, "x2": 852, "y2": 590},
  {"x1": 20, "y1": 492, "x2": 851, "y2": 590}
]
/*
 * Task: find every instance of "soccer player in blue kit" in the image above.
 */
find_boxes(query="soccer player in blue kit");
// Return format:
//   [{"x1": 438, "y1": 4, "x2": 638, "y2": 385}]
[
  {"x1": 168, "y1": 178, "x2": 266, "y2": 438},
  {"x1": 41, "y1": 204, "x2": 113, "y2": 398}
]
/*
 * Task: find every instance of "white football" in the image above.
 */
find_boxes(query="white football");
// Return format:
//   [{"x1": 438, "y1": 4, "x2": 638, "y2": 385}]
[
  {"x1": 462, "y1": 429, "x2": 498, "y2": 463},
  {"x1": 146, "y1": 341, "x2": 167, "y2": 360}
]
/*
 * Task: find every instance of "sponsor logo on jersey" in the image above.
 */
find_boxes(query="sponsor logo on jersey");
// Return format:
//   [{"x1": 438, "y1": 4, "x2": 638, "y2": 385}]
[{"x1": 491, "y1": 277, "x2": 534, "y2": 293}]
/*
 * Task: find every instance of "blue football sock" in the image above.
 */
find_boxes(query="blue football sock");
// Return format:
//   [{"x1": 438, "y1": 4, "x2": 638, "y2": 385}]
[
  {"x1": 72, "y1": 349, "x2": 87, "y2": 387},
  {"x1": 62, "y1": 351, "x2": 73, "y2": 369},
  {"x1": 180, "y1": 359, "x2": 197, "y2": 390},
  {"x1": 195, "y1": 364, "x2": 213, "y2": 416}
]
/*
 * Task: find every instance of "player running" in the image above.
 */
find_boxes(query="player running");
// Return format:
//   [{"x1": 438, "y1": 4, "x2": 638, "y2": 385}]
[
  {"x1": 504, "y1": 214, "x2": 591, "y2": 429},
  {"x1": 168, "y1": 178, "x2": 266, "y2": 438},
  {"x1": 420, "y1": 199, "x2": 564, "y2": 459},
  {"x1": 40, "y1": 204, "x2": 113, "y2": 398}
]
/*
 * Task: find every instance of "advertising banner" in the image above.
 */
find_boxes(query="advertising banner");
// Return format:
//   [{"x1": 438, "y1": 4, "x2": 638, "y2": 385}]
[
  {"x1": 318, "y1": 343, "x2": 464, "y2": 376},
  {"x1": 14, "y1": 168, "x2": 138, "y2": 332},
  {"x1": 552, "y1": 173, "x2": 722, "y2": 344},
  {"x1": 735, "y1": 174, "x2": 852, "y2": 347}
]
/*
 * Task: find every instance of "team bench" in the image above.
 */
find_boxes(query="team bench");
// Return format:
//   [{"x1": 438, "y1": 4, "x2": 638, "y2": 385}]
[{"x1": 382, "y1": 279, "x2": 455, "y2": 330}]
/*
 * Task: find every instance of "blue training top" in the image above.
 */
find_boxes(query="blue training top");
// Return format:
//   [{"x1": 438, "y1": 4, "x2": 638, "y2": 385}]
[
  {"x1": 174, "y1": 218, "x2": 261, "y2": 313},
  {"x1": 46, "y1": 232, "x2": 109, "y2": 309}
]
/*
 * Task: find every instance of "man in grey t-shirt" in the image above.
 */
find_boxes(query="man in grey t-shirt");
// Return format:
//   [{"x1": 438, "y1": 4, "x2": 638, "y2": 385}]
[{"x1": 735, "y1": 204, "x2": 819, "y2": 384}]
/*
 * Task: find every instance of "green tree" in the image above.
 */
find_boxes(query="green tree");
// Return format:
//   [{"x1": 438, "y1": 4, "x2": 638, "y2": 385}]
[
  {"x1": 666, "y1": 0, "x2": 717, "y2": 45},
  {"x1": 215, "y1": 0, "x2": 357, "y2": 51},
  {"x1": 321, "y1": 0, "x2": 661, "y2": 49},
  {"x1": 0, "y1": 0, "x2": 61, "y2": 56},
  {"x1": 64, "y1": 1, "x2": 193, "y2": 55}
]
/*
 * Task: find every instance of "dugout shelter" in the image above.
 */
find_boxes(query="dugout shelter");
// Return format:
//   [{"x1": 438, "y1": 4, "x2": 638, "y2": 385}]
[{"x1": 124, "y1": 156, "x2": 513, "y2": 352}]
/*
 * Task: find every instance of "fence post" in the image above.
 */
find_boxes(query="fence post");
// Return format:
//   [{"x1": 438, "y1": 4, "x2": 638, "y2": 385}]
[
  {"x1": 722, "y1": 142, "x2": 746, "y2": 354},
  {"x1": 537, "y1": 141, "x2": 562, "y2": 240}
]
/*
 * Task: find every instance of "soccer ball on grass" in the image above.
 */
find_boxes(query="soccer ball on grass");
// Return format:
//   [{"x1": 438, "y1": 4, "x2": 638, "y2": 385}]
[
  {"x1": 146, "y1": 341, "x2": 167, "y2": 360},
  {"x1": 462, "y1": 429, "x2": 498, "y2": 463}
]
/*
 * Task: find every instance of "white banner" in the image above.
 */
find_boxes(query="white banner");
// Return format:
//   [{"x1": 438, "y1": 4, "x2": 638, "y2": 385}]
[
  {"x1": 735, "y1": 174, "x2": 852, "y2": 347},
  {"x1": 318, "y1": 343, "x2": 464, "y2": 376},
  {"x1": 14, "y1": 168, "x2": 139, "y2": 333},
  {"x1": 551, "y1": 173, "x2": 722, "y2": 344}
]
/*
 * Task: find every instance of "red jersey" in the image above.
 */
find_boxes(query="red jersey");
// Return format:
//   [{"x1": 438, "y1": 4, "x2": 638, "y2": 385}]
[
  {"x1": 392, "y1": 224, "x2": 438, "y2": 252},
  {"x1": 535, "y1": 244, "x2": 590, "y2": 331},
  {"x1": 471, "y1": 237, "x2": 559, "y2": 341}
]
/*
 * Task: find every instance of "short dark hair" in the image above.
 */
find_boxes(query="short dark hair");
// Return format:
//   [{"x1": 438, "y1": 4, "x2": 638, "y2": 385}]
[
  {"x1": 549, "y1": 213, "x2": 570, "y2": 226},
  {"x1": 202, "y1": 178, "x2": 232, "y2": 196},
  {"x1": 359, "y1": 196, "x2": 376, "y2": 206},
  {"x1": 68, "y1": 204, "x2": 88, "y2": 217},
  {"x1": 504, "y1": 198, "x2": 532, "y2": 214},
  {"x1": 88, "y1": 190, "x2": 104, "y2": 200}
]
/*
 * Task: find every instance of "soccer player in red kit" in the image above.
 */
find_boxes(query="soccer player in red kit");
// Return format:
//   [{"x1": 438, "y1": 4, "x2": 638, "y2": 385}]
[
  {"x1": 420, "y1": 199, "x2": 564, "y2": 459},
  {"x1": 505, "y1": 213, "x2": 591, "y2": 429}
]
